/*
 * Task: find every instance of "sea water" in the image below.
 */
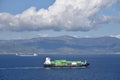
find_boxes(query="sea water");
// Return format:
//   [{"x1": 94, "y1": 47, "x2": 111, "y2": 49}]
[{"x1": 0, "y1": 54, "x2": 120, "y2": 80}]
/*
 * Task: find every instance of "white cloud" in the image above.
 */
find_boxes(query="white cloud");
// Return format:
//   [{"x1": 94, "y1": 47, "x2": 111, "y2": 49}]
[
  {"x1": 110, "y1": 35, "x2": 120, "y2": 39},
  {"x1": 72, "y1": 35, "x2": 91, "y2": 38},
  {"x1": 0, "y1": 0, "x2": 120, "y2": 31},
  {"x1": 37, "y1": 33, "x2": 49, "y2": 37}
]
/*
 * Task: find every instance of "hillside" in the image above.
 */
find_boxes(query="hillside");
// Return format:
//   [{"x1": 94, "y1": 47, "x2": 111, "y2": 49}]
[{"x1": 0, "y1": 36, "x2": 120, "y2": 54}]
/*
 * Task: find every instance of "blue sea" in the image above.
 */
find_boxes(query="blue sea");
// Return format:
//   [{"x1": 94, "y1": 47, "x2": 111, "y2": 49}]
[{"x1": 0, "y1": 54, "x2": 120, "y2": 80}]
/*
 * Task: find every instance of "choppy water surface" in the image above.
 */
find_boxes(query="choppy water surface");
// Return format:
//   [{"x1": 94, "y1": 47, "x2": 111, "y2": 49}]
[{"x1": 0, "y1": 54, "x2": 120, "y2": 80}]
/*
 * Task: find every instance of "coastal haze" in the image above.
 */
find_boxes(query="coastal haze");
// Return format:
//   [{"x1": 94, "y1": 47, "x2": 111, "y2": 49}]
[{"x1": 0, "y1": 36, "x2": 120, "y2": 54}]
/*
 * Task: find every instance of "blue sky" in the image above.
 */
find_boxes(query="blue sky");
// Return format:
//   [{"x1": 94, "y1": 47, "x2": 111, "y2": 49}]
[
  {"x1": 0, "y1": 0, "x2": 55, "y2": 14},
  {"x1": 0, "y1": 0, "x2": 120, "y2": 40}
]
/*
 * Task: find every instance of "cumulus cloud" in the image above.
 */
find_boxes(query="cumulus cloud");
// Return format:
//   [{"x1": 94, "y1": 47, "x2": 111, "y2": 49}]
[
  {"x1": 110, "y1": 34, "x2": 120, "y2": 39},
  {"x1": 37, "y1": 33, "x2": 49, "y2": 37},
  {"x1": 0, "y1": 0, "x2": 120, "y2": 31}
]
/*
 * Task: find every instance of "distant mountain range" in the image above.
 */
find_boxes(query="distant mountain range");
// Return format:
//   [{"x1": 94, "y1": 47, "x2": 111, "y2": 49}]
[{"x1": 0, "y1": 36, "x2": 120, "y2": 54}]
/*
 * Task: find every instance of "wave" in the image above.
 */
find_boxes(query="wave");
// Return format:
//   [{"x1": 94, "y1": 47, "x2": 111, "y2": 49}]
[{"x1": 0, "y1": 67, "x2": 44, "y2": 70}]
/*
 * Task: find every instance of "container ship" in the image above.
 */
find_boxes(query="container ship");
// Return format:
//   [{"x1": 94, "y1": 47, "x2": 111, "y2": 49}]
[{"x1": 44, "y1": 57, "x2": 89, "y2": 68}]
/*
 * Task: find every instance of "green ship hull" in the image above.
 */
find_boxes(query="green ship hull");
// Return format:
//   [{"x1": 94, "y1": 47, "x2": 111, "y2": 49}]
[{"x1": 44, "y1": 57, "x2": 89, "y2": 68}]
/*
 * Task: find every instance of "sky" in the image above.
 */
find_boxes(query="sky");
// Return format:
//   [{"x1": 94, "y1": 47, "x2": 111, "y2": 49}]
[{"x1": 0, "y1": 0, "x2": 120, "y2": 40}]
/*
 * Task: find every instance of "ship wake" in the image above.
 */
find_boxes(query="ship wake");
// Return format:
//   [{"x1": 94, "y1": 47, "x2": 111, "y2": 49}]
[{"x1": 0, "y1": 67, "x2": 44, "y2": 70}]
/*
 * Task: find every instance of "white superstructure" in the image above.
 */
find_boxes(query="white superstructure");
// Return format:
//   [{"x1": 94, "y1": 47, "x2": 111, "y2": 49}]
[{"x1": 44, "y1": 57, "x2": 51, "y2": 64}]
